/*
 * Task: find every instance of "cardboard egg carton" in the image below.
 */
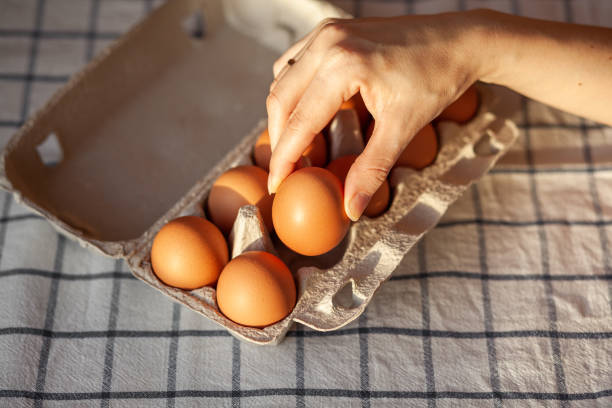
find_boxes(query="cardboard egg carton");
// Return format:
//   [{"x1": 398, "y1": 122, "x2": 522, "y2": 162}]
[
  {"x1": 0, "y1": 0, "x2": 519, "y2": 345},
  {"x1": 141, "y1": 84, "x2": 519, "y2": 345}
]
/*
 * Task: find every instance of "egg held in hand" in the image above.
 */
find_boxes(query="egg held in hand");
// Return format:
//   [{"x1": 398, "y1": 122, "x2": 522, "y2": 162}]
[
  {"x1": 438, "y1": 85, "x2": 479, "y2": 123},
  {"x1": 254, "y1": 129, "x2": 327, "y2": 170},
  {"x1": 207, "y1": 165, "x2": 274, "y2": 235},
  {"x1": 327, "y1": 154, "x2": 390, "y2": 218},
  {"x1": 151, "y1": 216, "x2": 228, "y2": 290},
  {"x1": 366, "y1": 122, "x2": 438, "y2": 170},
  {"x1": 272, "y1": 167, "x2": 350, "y2": 256},
  {"x1": 216, "y1": 251, "x2": 296, "y2": 327}
]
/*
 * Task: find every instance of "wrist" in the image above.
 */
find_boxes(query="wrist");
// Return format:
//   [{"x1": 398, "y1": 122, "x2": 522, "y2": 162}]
[{"x1": 457, "y1": 9, "x2": 510, "y2": 85}]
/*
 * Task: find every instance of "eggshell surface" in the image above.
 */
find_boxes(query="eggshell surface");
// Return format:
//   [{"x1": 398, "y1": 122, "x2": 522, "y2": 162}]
[
  {"x1": 367, "y1": 122, "x2": 438, "y2": 170},
  {"x1": 327, "y1": 154, "x2": 390, "y2": 217},
  {"x1": 207, "y1": 165, "x2": 274, "y2": 235},
  {"x1": 254, "y1": 129, "x2": 273, "y2": 171},
  {"x1": 396, "y1": 123, "x2": 438, "y2": 169},
  {"x1": 151, "y1": 216, "x2": 228, "y2": 290},
  {"x1": 272, "y1": 167, "x2": 350, "y2": 256},
  {"x1": 216, "y1": 251, "x2": 296, "y2": 327},
  {"x1": 438, "y1": 85, "x2": 479, "y2": 123},
  {"x1": 301, "y1": 132, "x2": 327, "y2": 167},
  {"x1": 340, "y1": 93, "x2": 370, "y2": 129}
]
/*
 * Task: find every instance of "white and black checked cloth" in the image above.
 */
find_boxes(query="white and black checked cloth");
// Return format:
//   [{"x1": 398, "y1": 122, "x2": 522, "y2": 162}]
[{"x1": 1, "y1": 0, "x2": 611, "y2": 407}]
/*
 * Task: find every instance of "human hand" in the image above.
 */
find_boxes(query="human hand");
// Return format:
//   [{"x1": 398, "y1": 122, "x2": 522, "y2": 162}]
[{"x1": 266, "y1": 12, "x2": 485, "y2": 220}]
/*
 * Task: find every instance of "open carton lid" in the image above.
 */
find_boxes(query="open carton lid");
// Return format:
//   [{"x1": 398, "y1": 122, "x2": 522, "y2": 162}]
[{"x1": 0, "y1": 0, "x2": 348, "y2": 258}]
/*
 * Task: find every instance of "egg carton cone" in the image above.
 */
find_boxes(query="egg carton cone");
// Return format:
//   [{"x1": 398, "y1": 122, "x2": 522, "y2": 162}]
[{"x1": 0, "y1": 0, "x2": 518, "y2": 345}]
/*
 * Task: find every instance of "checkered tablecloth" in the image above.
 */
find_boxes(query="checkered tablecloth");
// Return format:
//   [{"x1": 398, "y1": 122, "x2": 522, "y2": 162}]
[{"x1": 1, "y1": 0, "x2": 611, "y2": 407}]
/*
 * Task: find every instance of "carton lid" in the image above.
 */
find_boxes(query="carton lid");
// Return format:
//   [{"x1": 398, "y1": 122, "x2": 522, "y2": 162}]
[{"x1": 0, "y1": 0, "x2": 348, "y2": 258}]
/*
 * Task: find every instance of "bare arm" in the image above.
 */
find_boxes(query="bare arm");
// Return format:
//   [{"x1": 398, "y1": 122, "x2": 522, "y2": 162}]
[
  {"x1": 478, "y1": 10, "x2": 612, "y2": 124},
  {"x1": 266, "y1": 10, "x2": 612, "y2": 221}
]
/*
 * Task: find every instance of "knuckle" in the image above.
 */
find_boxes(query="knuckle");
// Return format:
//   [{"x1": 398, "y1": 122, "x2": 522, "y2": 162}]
[
  {"x1": 273, "y1": 60, "x2": 284, "y2": 75},
  {"x1": 368, "y1": 167, "x2": 391, "y2": 185},
  {"x1": 318, "y1": 17, "x2": 339, "y2": 29},
  {"x1": 285, "y1": 109, "x2": 309, "y2": 134},
  {"x1": 266, "y1": 90, "x2": 282, "y2": 113},
  {"x1": 329, "y1": 44, "x2": 352, "y2": 61},
  {"x1": 324, "y1": 43, "x2": 366, "y2": 75},
  {"x1": 353, "y1": 156, "x2": 391, "y2": 185},
  {"x1": 319, "y1": 18, "x2": 349, "y2": 39}
]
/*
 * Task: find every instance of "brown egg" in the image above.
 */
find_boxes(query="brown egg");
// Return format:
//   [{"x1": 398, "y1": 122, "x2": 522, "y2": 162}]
[
  {"x1": 365, "y1": 121, "x2": 438, "y2": 170},
  {"x1": 253, "y1": 129, "x2": 273, "y2": 171},
  {"x1": 301, "y1": 132, "x2": 327, "y2": 167},
  {"x1": 254, "y1": 129, "x2": 327, "y2": 171},
  {"x1": 272, "y1": 167, "x2": 350, "y2": 256},
  {"x1": 216, "y1": 251, "x2": 296, "y2": 327},
  {"x1": 327, "y1": 155, "x2": 390, "y2": 217},
  {"x1": 438, "y1": 85, "x2": 479, "y2": 123},
  {"x1": 151, "y1": 216, "x2": 228, "y2": 290},
  {"x1": 396, "y1": 124, "x2": 438, "y2": 169},
  {"x1": 340, "y1": 93, "x2": 370, "y2": 130},
  {"x1": 207, "y1": 165, "x2": 274, "y2": 235}
]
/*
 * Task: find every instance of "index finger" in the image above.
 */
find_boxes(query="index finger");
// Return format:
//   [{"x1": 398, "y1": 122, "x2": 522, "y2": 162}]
[{"x1": 268, "y1": 69, "x2": 352, "y2": 193}]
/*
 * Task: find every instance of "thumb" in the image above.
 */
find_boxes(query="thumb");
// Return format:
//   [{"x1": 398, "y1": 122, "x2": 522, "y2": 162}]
[{"x1": 343, "y1": 119, "x2": 414, "y2": 221}]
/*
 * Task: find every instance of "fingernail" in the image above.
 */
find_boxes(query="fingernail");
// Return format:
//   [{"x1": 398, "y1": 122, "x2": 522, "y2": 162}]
[
  {"x1": 268, "y1": 173, "x2": 280, "y2": 194},
  {"x1": 347, "y1": 192, "x2": 370, "y2": 222}
]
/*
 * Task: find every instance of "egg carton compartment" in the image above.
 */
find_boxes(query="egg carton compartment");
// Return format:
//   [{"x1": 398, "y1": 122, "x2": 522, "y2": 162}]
[{"x1": 0, "y1": 0, "x2": 518, "y2": 345}]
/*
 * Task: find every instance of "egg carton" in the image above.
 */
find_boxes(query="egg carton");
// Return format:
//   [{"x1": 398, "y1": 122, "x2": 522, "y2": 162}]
[
  {"x1": 136, "y1": 83, "x2": 518, "y2": 345},
  {"x1": 0, "y1": 0, "x2": 519, "y2": 345}
]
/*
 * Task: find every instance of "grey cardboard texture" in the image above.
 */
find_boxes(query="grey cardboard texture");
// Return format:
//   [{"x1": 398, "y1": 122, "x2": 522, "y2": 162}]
[{"x1": 0, "y1": 0, "x2": 518, "y2": 345}]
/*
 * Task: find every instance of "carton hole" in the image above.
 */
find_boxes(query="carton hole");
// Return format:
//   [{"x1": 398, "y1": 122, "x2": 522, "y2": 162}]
[
  {"x1": 181, "y1": 9, "x2": 206, "y2": 41},
  {"x1": 332, "y1": 280, "x2": 364, "y2": 310},
  {"x1": 395, "y1": 202, "x2": 440, "y2": 236},
  {"x1": 36, "y1": 132, "x2": 63, "y2": 167},
  {"x1": 473, "y1": 131, "x2": 500, "y2": 157},
  {"x1": 439, "y1": 156, "x2": 494, "y2": 186}
]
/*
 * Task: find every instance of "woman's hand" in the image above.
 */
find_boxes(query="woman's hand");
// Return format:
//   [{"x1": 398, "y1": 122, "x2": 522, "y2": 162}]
[
  {"x1": 266, "y1": 9, "x2": 612, "y2": 221},
  {"x1": 266, "y1": 12, "x2": 485, "y2": 220}
]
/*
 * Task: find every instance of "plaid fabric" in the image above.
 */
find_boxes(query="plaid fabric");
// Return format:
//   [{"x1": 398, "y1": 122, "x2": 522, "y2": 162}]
[{"x1": 1, "y1": 0, "x2": 611, "y2": 407}]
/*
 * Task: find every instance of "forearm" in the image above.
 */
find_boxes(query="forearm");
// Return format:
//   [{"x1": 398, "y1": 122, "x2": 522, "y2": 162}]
[{"x1": 468, "y1": 9, "x2": 612, "y2": 126}]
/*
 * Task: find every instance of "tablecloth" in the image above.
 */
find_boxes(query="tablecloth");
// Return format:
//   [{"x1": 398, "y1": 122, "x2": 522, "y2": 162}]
[{"x1": 0, "y1": 0, "x2": 611, "y2": 407}]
